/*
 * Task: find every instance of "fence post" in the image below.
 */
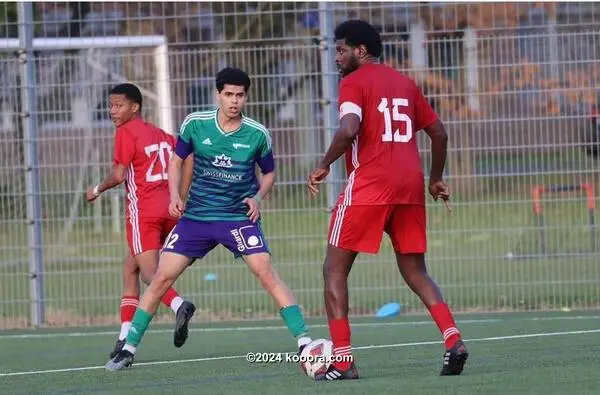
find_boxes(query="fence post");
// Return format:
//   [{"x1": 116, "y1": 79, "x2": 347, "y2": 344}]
[
  {"x1": 318, "y1": 2, "x2": 342, "y2": 211},
  {"x1": 17, "y1": 1, "x2": 45, "y2": 327}
]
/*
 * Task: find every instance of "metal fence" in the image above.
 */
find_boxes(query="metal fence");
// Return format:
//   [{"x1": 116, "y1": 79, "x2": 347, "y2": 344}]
[{"x1": 1, "y1": 2, "x2": 600, "y2": 329}]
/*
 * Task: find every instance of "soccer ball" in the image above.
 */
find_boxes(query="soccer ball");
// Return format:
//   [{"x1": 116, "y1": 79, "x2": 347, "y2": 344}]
[{"x1": 299, "y1": 338, "x2": 333, "y2": 379}]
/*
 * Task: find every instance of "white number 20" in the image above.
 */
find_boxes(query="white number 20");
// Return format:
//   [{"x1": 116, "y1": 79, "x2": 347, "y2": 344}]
[
  {"x1": 377, "y1": 97, "x2": 413, "y2": 143},
  {"x1": 144, "y1": 142, "x2": 172, "y2": 182}
]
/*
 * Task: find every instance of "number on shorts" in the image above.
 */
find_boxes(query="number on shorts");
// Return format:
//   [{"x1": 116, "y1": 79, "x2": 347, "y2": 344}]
[
  {"x1": 164, "y1": 232, "x2": 179, "y2": 249},
  {"x1": 377, "y1": 97, "x2": 413, "y2": 143},
  {"x1": 144, "y1": 142, "x2": 173, "y2": 182}
]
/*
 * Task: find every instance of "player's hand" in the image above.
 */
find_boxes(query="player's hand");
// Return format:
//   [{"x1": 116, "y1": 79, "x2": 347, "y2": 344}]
[
  {"x1": 429, "y1": 179, "x2": 450, "y2": 201},
  {"x1": 86, "y1": 186, "x2": 99, "y2": 203},
  {"x1": 307, "y1": 167, "x2": 330, "y2": 197},
  {"x1": 243, "y1": 197, "x2": 260, "y2": 223},
  {"x1": 169, "y1": 196, "x2": 185, "y2": 218}
]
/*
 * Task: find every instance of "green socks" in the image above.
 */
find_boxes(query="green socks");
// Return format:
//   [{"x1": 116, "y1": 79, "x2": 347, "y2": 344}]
[
  {"x1": 125, "y1": 308, "x2": 154, "y2": 348},
  {"x1": 280, "y1": 304, "x2": 308, "y2": 338}
]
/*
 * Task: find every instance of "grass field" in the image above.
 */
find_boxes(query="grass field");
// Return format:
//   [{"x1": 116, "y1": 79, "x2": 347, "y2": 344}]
[
  {"x1": 1, "y1": 310, "x2": 599, "y2": 394},
  {"x1": 2, "y1": 180, "x2": 600, "y2": 326}
]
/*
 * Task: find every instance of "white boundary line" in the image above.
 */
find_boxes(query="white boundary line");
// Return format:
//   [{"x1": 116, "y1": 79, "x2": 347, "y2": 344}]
[
  {"x1": 1, "y1": 314, "x2": 599, "y2": 340},
  {"x1": 1, "y1": 328, "x2": 599, "y2": 378}
]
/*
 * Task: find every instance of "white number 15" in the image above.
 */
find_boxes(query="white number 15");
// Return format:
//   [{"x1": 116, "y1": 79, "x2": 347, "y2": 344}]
[{"x1": 377, "y1": 97, "x2": 413, "y2": 143}]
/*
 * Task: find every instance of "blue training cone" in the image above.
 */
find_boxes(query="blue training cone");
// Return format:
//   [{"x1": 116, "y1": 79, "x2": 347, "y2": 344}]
[
  {"x1": 375, "y1": 302, "x2": 402, "y2": 318},
  {"x1": 204, "y1": 273, "x2": 218, "y2": 281}
]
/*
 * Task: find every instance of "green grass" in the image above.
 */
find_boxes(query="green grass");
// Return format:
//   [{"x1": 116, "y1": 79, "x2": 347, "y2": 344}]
[
  {"x1": 2, "y1": 178, "x2": 600, "y2": 325},
  {"x1": 1, "y1": 311, "x2": 599, "y2": 394}
]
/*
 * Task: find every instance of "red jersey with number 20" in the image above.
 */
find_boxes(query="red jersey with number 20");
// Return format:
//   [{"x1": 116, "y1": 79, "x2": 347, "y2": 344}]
[
  {"x1": 113, "y1": 117, "x2": 175, "y2": 219},
  {"x1": 336, "y1": 63, "x2": 439, "y2": 206}
]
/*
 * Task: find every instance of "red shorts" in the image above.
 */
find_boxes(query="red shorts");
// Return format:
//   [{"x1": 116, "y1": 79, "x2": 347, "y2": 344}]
[
  {"x1": 328, "y1": 204, "x2": 426, "y2": 254},
  {"x1": 126, "y1": 216, "x2": 178, "y2": 256}
]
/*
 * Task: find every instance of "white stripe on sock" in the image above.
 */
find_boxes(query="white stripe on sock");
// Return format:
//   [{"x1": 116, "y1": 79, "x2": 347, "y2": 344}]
[{"x1": 118, "y1": 322, "x2": 132, "y2": 340}]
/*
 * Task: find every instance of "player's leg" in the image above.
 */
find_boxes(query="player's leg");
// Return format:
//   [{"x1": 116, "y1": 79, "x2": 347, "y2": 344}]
[
  {"x1": 316, "y1": 204, "x2": 387, "y2": 381},
  {"x1": 132, "y1": 217, "x2": 196, "y2": 346},
  {"x1": 387, "y1": 205, "x2": 468, "y2": 375},
  {"x1": 110, "y1": 253, "x2": 140, "y2": 358},
  {"x1": 219, "y1": 221, "x2": 311, "y2": 351},
  {"x1": 106, "y1": 218, "x2": 217, "y2": 371}
]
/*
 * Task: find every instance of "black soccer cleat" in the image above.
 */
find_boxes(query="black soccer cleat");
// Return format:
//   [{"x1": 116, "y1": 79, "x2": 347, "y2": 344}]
[
  {"x1": 314, "y1": 362, "x2": 360, "y2": 381},
  {"x1": 173, "y1": 301, "x2": 196, "y2": 348},
  {"x1": 109, "y1": 338, "x2": 126, "y2": 359},
  {"x1": 105, "y1": 349, "x2": 135, "y2": 371},
  {"x1": 440, "y1": 340, "x2": 468, "y2": 376}
]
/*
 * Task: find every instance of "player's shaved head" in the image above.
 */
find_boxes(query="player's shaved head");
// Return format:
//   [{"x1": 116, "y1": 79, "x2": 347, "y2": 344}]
[
  {"x1": 110, "y1": 83, "x2": 143, "y2": 111},
  {"x1": 216, "y1": 67, "x2": 251, "y2": 93},
  {"x1": 334, "y1": 20, "x2": 382, "y2": 58}
]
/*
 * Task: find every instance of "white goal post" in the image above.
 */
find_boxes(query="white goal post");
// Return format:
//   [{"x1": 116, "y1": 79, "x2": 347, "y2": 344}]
[
  {"x1": 0, "y1": 35, "x2": 173, "y2": 240},
  {"x1": 0, "y1": 35, "x2": 174, "y2": 134}
]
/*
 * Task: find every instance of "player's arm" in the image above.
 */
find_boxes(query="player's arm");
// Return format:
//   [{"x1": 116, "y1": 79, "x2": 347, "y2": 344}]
[
  {"x1": 317, "y1": 113, "x2": 360, "y2": 169},
  {"x1": 308, "y1": 80, "x2": 362, "y2": 196},
  {"x1": 87, "y1": 128, "x2": 133, "y2": 202},
  {"x1": 245, "y1": 132, "x2": 275, "y2": 222},
  {"x1": 423, "y1": 119, "x2": 448, "y2": 183},
  {"x1": 416, "y1": 87, "x2": 449, "y2": 201},
  {"x1": 168, "y1": 119, "x2": 195, "y2": 216},
  {"x1": 254, "y1": 132, "x2": 276, "y2": 202},
  {"x1": 179, "y1": 156, "x2": 194, "y2": 201}
]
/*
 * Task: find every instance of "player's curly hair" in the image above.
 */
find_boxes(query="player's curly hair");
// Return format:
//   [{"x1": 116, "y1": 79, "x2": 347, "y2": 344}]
[
  {"x1": 110, "y1": 83, "x2": 143, "y2": 111},
  {"x1": 216, "y1": 67, "x2": 251, "y2": 93},
  {"x1": 334, "y1": 19, "x2": 383, "y2": 58}
]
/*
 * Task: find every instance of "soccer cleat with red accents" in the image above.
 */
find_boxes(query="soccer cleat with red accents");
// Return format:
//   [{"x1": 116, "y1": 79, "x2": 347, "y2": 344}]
[{"x1": 440, "y1": 340, "x2": 468, "y2": 376}]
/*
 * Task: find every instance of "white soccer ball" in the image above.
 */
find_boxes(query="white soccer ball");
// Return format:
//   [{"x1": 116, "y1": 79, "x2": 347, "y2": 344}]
[{"x1": 299, "y1": 338, "x2": 333, "y2": 379}]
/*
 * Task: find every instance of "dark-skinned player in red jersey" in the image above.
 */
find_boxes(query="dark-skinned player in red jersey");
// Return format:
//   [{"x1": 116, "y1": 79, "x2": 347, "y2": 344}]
[{"x1": 307, "y1": 20, "x2": 468, "y2": 381}]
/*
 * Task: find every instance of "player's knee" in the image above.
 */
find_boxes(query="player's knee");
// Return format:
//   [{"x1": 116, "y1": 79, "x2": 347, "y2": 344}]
[{"x1": 149, "y1": 269, "x2": 175, "y2": 291}]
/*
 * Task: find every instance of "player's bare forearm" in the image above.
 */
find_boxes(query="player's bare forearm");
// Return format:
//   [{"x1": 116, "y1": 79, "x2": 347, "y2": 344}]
[
  {"x1": 98, "y1": 164, "x2": 127, "y2": 193},
  {"x1": 318, "y1": 114, "x2": 360, "y2": 169},
  {"x1": 424, "y1": 119, "x2": 448, "y2": 181},
  {"x1": 256, "y1": 171, "x2": 275, "y2": 200},
  {"x1": 168, "y1": 154, "x2": 184, "y2": 200},
  {"x1": 179, "y1": 156, "x2": 194, "y2": 200}
]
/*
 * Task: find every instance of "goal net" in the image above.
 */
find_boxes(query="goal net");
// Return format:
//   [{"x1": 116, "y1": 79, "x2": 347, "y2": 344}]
[{"x1": 0, "y1": 36, "x2": 172, "y2": 326}]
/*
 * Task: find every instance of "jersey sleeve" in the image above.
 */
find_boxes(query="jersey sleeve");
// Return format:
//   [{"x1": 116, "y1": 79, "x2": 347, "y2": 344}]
[
  {"x1": 414, "y1": 86, "x2": 439, "y2": 131},
  {"x1": 174, "y1": 115, "x2": 195, "y2": 159},
  {"x1": 338, "y1": 78, "x2": 363, "y2": 121},
  {"x1": 256, "y1": 129, "x2": 275, "y2": 174},
  {"x1": 113, "y1": 127, "x2": 135, "y2": 167}
]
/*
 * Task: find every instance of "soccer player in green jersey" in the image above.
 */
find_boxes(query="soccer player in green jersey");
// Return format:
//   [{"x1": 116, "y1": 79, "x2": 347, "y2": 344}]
[{"x1": 106, "y1": 67, "x2": 311, "y2": 371}]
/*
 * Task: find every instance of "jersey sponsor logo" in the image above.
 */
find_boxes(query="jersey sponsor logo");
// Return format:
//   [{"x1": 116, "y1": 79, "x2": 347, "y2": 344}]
[
  {"x1": 212, "y1": 154, "x2": 233, "y2": 168},
  {"x1": 201, "y1": 169, "x2": 243, "y2": 181},
  {"x1": 232, "y1": 143, "x2": 250, "y2": 149},
  {"x1": 230, "y1": 225, "x2": 264, "y2": 252},
  {"x1": 202, "y1": 138, "x2": 212, "y2": 145}
]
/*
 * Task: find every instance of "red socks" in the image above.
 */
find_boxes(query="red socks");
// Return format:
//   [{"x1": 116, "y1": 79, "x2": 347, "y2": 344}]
[
  {"x1": 328, "y1": 317, "x2": 353, "y2": 370},
  {"x1": 120, "y1": 295, "x2": 138, "y2": 323},
  {"x1": 428, "y1": 303, "x2": 461, "y2": 349},
  {"x1": 161, "y1": 288, "x2": 178, "y2": 307}
]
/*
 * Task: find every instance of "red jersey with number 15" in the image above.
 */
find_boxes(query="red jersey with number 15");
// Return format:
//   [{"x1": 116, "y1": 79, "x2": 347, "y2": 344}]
[
  {"x1": 336, "y1": 63, "x2": 439, "y2": 206},
  {"x1": 113, "y1": 117, "x2": 175, "y2": 219}
]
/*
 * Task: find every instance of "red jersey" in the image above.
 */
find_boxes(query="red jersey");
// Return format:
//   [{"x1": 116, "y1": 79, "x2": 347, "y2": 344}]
[
  {"x1": 336, "y1": 63, "x2": 439, "y2": 206},
  {"x1": 113, "y1": 117, "x2": 175, "y2": 219}
]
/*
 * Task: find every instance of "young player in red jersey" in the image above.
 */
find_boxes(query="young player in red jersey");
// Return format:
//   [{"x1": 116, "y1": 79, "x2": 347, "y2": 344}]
[
  {"x1": 307, "y1": 20, "x2": 468, "y2": 380},
  {"x1": 86, "y1": 83, "x2": 196, "y2": 358}
]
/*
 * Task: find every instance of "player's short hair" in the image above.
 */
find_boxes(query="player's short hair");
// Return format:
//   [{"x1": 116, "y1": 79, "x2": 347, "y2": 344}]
[
  {"x1": 334, "y1": 19, "x2": 383, "y2": 58},
  {"x1": 110, "y1": 83, "x2": 143, "y2": 110},
  {"x1": 216, "y1": 67, "x2": 251, "y2": 93}
]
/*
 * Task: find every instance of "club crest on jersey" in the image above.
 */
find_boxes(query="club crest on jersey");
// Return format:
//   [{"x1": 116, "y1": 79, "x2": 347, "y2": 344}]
[{"x1": 212, "y1": 154, "x2": 233, "y2": 168}]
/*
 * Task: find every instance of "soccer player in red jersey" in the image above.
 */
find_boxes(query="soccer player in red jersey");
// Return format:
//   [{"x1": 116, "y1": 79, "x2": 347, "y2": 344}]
[
  {"x1": 307, "y1": 20, "x2": 468, "y2": 380},
  {"x1": 86, "y1": 83, "x2": 196, "y2": 358}
]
